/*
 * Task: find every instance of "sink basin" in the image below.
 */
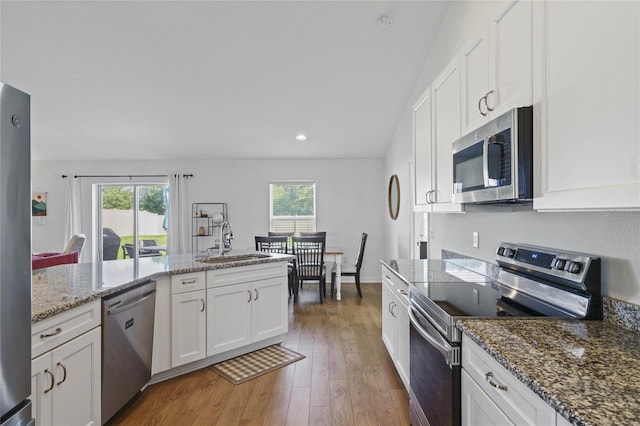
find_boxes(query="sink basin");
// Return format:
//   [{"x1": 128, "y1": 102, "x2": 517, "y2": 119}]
[{"x1": 195, "y1": 254, "x2": 271, "y2": 264}]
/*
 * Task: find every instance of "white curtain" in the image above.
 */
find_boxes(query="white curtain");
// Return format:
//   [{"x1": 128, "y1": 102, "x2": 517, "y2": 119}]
[
  {"x1": 63, "y1": 176, "x2": 82, "y2": 250},
  {"x1": 168, "y1": 174, "x2": 190, "y2": 254}
]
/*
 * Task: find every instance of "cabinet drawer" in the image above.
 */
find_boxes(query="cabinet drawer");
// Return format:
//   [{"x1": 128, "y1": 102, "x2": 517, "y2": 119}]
[
  {"x1": 207, "y1": 262, "x2": 286, "y2": 288},
  {"x1": 32, "y1": 300, "x2": 101, "y2": 359},
  {"x1": 462, "y1": 334, "x2": 555, "y2": 425},
  {"x1": 382, "y1": 264, "x2": 409, "y2": 295},
  {"x1": 171, "y1": 271, "x2": 206, "y2": 294}
]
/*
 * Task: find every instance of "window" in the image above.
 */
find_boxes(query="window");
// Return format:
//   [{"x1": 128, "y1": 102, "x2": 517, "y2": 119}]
[{"x1": 269, "y1": 182, "x2": 316, "y2": 233}]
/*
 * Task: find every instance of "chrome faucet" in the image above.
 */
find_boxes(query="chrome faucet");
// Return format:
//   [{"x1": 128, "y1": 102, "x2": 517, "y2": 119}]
[{"x1": 219, "y1": 221, "x2": 233, "y2": 255}]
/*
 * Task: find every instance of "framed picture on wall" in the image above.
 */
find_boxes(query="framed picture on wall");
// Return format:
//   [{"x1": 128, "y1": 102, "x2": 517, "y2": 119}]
[{"x1": 32, "y1": 192, "x2": 47, "y2": 216}]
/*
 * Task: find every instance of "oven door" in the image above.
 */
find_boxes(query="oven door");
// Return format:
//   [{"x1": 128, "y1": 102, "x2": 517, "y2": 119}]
[{"x1": 409, "y1": 304, "x2": 461, "y2": 426}]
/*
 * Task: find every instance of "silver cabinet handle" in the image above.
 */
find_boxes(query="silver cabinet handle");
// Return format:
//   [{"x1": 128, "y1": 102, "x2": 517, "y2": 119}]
[
  {"x1": 44, "y1": 369, "x2": 55, "y2": 394},
  {"x1": 181, "y1": 279, "x2": 197, "y2": 286},
  {"x1": 485, "y1": 372, "x2": 507, "y2": 391},
  {"x1": 247, "y1": 290, "x2": 252, "y2": 302},
  {"x1": 390, "y1": 302, "x2": 397, "y2": 318},
  {"x1": 485, "y1": 90, "x2": 495, "y2": 112},
  {"x1": 478, "y1": 95, "x2": 488, "y2": 116},
  {"x1": 56, "y1": 362, "x2": 67, "y2": 386},
  {"x1": 254, "y1": 289, "x2": 259, "y2": 301},
  {"x1": 40, "y1": 327, "x2": 62, "y2": 339},
  {"x1": 200, "y1": 298, "x2": 205, "y2": 312},
  {"x1": 399, "y1": 289, "x2": 408, "y2": 296}
]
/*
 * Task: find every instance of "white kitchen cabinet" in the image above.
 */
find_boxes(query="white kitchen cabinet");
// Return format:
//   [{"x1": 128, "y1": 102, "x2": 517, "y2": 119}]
[
  {"x1": 31, "y1": 327, "x2": 101, "y2": 426},
  {"x1": 461, "y1": 370, "x2": 514, "y2": 426},
  {"x1": 412, "y1": 87, "x2": 434, "y2": 211},
  {"x1": 381, "y1": 271, "x2": 396, "y2": 360},
  {"x1": 207, "y1": 276, "x2": 287, "y2": 356},
  {"x1": 170, "y1": 272, "x2": 207, "y2": 368},
  {"x1": 206, "y1": 263, "x2": 288, "y2": 357},
  {"x1": 461, "y1": 334, "x2": 556, "y2": 425},
  {"x1": 412, "y1": 56, "x2": 464, "y2": 213},
  {"x1": 461, "y1": 0, "x2": 533, "y2": 135},
  {"x1": 381, "y1": 265, "x2": 410, "y2": 391},
  {"x1": 206, "y1": 282, "x2": 252, "y2": 355},
  {"x1": 171, "y1": 289, "x2": 207, "y2": 367},
  {"x1": 534, "y1": 0, "x2": 640, "y2": 210}
]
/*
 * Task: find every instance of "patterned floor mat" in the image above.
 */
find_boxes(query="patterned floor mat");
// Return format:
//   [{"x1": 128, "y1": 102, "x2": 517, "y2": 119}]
[{"x1": 209, "y1": 344, "x2": 305, "y2": 384}]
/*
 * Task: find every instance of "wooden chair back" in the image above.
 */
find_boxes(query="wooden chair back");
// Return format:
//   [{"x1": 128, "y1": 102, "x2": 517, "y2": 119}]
[
  {"x1": 255, "y1": 236, "x2": 289, "y2": 254},
  {"x1": 292, "y1": 236, "x2": 325, "y2": 279}
]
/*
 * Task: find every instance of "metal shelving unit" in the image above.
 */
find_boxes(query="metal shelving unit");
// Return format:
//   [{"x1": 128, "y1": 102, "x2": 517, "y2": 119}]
[{"x1": 191, "y1": 202, "x2": 228, "y2": 255}]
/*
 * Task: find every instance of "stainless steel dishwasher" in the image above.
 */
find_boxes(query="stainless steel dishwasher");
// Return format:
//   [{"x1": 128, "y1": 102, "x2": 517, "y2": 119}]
[{"x1": 101, "y1": 280, "x2": 156, "y2": 424}]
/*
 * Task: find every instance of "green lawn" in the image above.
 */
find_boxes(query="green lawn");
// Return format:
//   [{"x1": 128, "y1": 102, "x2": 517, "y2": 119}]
[{"x1": 118, "y1": 235, "x2": 167, "y2": 260}]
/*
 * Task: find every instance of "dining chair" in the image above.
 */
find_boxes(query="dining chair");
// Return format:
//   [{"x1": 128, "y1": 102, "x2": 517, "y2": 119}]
[
  {"x1": 331, "y1": 232, "x2": 367, "y2": 298},
  {"x1": 292, "y1": 235, "x2": 326, "y2": 303},
  {"x1": 139, "y1": 239, "x2": 162, "y2": 255},
  {"x1": 62, "y1": 233, "x2": 86, "y2": 257},
  {"x1": 256, "y1": 236, "x2": 297, "y2": 298}
]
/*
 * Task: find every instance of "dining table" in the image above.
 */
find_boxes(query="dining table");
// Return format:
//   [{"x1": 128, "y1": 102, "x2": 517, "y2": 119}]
[{"x1": 324, "y1": 247, "x2": 344, "y2": 301}]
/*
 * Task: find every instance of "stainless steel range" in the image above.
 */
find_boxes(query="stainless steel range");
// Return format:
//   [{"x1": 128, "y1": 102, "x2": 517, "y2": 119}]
[{"x1": 408, "y1": 243, "x2": 601, "y2": 426}]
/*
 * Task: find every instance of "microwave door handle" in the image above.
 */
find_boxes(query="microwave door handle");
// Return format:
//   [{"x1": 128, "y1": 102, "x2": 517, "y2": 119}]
[{"x1": 482, "y1": 137, "x2": 491, "y2": 188}]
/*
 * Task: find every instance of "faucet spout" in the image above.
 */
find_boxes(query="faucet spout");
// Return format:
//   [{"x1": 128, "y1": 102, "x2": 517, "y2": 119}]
[{"x1": 219, "y1": 221, "x2": 234, "y2": 255}]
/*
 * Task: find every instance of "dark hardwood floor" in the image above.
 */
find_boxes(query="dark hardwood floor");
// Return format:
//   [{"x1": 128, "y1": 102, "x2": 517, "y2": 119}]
[{"x1": 109, "y1": 282, "x2": 409, "y2": 426}]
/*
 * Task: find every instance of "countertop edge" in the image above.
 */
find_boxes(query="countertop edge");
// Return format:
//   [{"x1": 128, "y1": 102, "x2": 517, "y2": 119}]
[{"x1": 32, "y1": 254, "x2": 292, "y2": 323}]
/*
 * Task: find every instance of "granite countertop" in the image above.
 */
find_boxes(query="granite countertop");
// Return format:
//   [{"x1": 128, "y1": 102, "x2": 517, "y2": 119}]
[
  {"x1": 458, "y1": 319, "x2": 640, "y2": 426},
  {"x1": 32, "y1": 250, "x2": 292, "y2": 323}
]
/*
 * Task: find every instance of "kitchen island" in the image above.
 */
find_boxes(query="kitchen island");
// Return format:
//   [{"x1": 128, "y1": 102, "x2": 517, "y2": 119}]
[
  {"x1": 457, "y1": 318, "x2": 640, "y2": 426},
  {"x1": 30, "y1": 250, "x2": 292, "y2": 426}
]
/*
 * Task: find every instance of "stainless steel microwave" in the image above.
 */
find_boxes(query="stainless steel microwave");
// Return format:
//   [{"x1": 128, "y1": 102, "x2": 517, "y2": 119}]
[{"x1": 452, "y1": 106, "x2": 533, "y2": 204}]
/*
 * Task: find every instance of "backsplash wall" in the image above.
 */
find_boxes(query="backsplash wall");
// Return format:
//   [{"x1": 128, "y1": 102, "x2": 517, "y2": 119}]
[{"x1": 428, "y1": 209, "x2": 640, "y2": 304}]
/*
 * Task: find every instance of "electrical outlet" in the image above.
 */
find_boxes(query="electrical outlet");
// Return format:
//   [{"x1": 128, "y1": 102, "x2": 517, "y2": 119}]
[{"x1": 472, "y1": 231, "x2": 479, "y2": 248}]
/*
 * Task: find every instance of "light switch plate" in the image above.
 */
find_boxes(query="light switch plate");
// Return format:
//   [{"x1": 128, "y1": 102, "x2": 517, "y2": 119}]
[{"x1": 472, "y1": 231, "x2": 479, "y2": 248}]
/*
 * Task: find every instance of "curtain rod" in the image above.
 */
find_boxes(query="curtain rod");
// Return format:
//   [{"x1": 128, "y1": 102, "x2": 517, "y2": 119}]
[{"x1": 61, "y1": 174, "x2": 193, "y2": 179}]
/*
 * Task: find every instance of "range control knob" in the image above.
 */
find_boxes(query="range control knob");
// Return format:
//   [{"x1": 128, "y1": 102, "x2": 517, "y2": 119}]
[
  {"x1": 504, "y1": 248, "x2": 516, "y2": 258},
  {"x1": 554, "y1": 258, "x2": 567, "y2": 270},
  {"x1": 565, "y1": 261, "x2": 582, "y2": 274},
  {"x1": 497, "y1": 247, "x2": 505, "y2": 256}
]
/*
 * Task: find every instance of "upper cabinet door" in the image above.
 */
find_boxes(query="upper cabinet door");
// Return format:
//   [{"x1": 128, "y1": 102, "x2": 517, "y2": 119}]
[
  {"x1": 432, "y1": 54, "x2": 464, "y2": 211},
  {"x1": 488, "y1": 0, "x2": 533, "y2": 118},
  {"x1": 460, "y1": 0, "x2": 533, "y2": 136},
  {"x1": 412, "y1": 87, "x2": 433, "y2": 211},
  {"x1": 461, "y1": 31, "x2": 491, "y2": 135},
  {"x1": 534, "y1": 0, "x2": 640, "y2": 210}
]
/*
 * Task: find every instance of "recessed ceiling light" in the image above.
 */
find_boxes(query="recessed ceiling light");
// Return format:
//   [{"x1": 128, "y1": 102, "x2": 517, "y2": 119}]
[
  {"x1": 296, "y1": 134, "x2": 307, "y2": 141},
  {"x1": 377, "y1": 15, "x2": 392, "y2": 30}
]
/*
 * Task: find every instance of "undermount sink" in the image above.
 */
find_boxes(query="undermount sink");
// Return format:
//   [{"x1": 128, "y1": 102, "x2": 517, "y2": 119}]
[{"x1": 195, "y1": 253, "x2": 271, "y2": 263}]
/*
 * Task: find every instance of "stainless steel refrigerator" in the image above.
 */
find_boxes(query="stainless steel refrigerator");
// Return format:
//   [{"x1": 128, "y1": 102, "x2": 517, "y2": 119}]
[{"x1": 0, "y1": 82, "x2": 33, "y2": 426}]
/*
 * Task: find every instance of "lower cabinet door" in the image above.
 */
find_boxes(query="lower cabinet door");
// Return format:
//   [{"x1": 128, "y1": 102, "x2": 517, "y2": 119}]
[
  {"x1": 206, "y1": 283, "x2": 252, "y2": 356},
  {"x1": 252, "y1": 277, "x2": 287, "y2": 342},
  {"x1": 31, "y1": 353, "x2": 54, "y2": 426},
  {"x1": 461, "y1": 370, "x2": 514, "y2": 426},
  {"x1": 171, "y1": 290, "x2": 207, "y2": 367},
  {"x1": 31, "y1": 327, "x2": 101, "y2": 426}
]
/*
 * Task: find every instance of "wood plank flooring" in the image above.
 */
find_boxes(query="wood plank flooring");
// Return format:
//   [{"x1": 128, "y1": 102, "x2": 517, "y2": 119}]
[{"x1": 108, "y1": 282, "x2": 409, "y2": 426}]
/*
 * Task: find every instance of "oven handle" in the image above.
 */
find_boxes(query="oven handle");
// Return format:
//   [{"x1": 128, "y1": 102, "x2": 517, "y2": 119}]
[{"x1": 409, "y1": 306, "x2": 460, "y2": 368}]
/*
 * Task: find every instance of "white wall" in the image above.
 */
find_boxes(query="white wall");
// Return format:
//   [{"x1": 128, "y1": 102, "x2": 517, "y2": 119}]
[
  {"x1": 32, "y1": 158, "x2": 385, "y2": 283},
  {"x1": 384, "y1": 1, "x2": 640, "y2": 304}
]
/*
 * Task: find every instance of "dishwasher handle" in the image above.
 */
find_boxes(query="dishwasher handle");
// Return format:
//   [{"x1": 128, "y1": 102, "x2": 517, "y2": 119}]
[{"x1": 106, "y1": 290, "x2": 156, "y2": 316}]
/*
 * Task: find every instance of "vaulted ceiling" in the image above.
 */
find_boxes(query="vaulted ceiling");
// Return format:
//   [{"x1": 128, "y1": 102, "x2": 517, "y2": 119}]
[{"x1": 2, "y1": 1, "x2": 448, "y2": 161}]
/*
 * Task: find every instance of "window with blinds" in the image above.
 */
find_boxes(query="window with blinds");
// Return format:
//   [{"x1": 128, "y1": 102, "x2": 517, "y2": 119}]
[{"x1": 269, "y1": 182, "x2": 316, "y2": 233}]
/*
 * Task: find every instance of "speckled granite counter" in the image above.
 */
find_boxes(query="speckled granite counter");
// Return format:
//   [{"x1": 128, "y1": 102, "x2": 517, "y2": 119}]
[
  {"x1": 458, "y1": 319, "x2": 640, "y2": 426},
  {"x1": 32, "y1": 251, "x2": 292, "y2": 323}
]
